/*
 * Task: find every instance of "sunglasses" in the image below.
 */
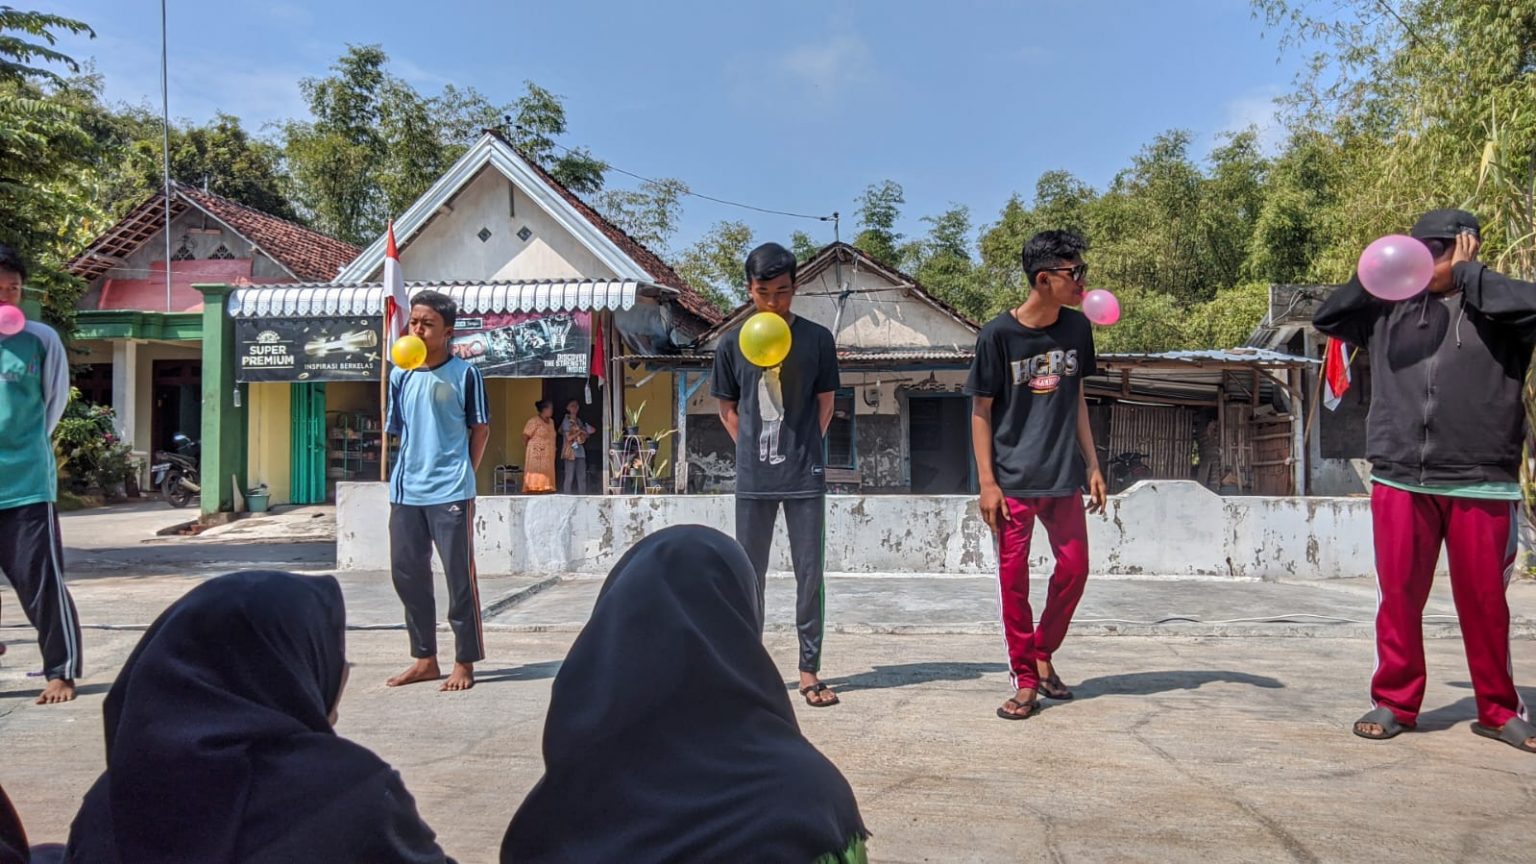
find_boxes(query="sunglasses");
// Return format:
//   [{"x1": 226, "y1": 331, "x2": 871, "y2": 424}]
[
  {"x1": 1040, "y1": 263, "x2": 1089, "y2": 283},
  {"x1": 1420, "y1": 238, "x2": 1449, "y2": 259}
]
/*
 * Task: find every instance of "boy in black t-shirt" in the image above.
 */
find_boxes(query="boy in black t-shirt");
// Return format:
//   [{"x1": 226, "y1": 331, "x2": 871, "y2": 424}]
[
  {"x1": 712, "y1": 242, "x2": 843, "y2": 707},
  {"x1": 965, "y1": 230, "x2": 1106, "y2": 721}
]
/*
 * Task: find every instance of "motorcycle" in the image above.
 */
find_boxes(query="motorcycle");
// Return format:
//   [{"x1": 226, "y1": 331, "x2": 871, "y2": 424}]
[
  {"x1": 1107, "y1": 451, "x2": 1152, "y2": 493},
  {"x1": 151, "y1": 432, "x2": 201, "y2": 508}
]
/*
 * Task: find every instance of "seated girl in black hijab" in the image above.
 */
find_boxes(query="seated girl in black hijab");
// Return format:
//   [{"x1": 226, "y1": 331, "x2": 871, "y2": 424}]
[
  {"x1": 501, "y1": 525, "x2": 869, "y2": 863},
  {"x1": 66, "y1": 570, "x2": 454, "y2": 864}
]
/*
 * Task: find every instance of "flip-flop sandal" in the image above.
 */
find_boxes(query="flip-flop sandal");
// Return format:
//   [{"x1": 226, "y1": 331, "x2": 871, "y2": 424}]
[
  {"x1": 799, "y1": 682, "x2": 840, "y2": 708},
  {"x1": 1352, "y1": 707, "x2": 1414, "y2": 740},
  {"x1": 996, "y1": 697, "x2": 1039, "y2": 721},
  {"x1": 1038, "y1": 673, "x2": 1073, "y2": 700},
  {"x1": 1471, "y1": 716, "x2": 1536, "y2": 753}
]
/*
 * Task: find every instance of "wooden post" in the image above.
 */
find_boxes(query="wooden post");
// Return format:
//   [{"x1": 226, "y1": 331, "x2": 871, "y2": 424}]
[
  {"x1": 674, "y1": 371, "x2": 689, "y2": 494},
  {"x1": 1217, "y1": 389, "x2": 1228, "y2": 489},
  {"x1": 1290, "y1": 366, "x2": 1306, "y2": 495}
]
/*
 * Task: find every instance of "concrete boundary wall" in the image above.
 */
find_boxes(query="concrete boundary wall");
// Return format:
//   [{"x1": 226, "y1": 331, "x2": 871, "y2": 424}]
[{"x1": 338, "y1": 481, "x2": 1401, "y2": 581}]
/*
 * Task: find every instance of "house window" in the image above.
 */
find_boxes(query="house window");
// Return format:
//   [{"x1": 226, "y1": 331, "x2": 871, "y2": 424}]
[
  {"x1": 824, "y1": 388, "x2": 856, "y2": 469},
  {"x1": 208, "y1": 244, "x2": 236, "y2": 260},
  {"x1": 170, "y1": 240, "x2": 195, "y2": 261},
  {"x1": 73, "y1": 363, "x2": 113, "y2": 408}
]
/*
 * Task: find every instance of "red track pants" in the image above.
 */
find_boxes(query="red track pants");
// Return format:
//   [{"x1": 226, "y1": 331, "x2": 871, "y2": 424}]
[{"x1": 996, "y1": 495, "x2": 1090, "y2": 691}]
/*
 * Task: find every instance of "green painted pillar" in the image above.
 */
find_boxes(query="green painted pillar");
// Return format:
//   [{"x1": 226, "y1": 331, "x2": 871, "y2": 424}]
[{"x1": 193, "y1": 283, "x2": 247, "y2": 516}]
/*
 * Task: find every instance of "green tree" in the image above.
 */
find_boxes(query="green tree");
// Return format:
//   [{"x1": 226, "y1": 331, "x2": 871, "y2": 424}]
[
  {"x1": 283, "y1": 45, "x2": 389, "y2": 244},
  {"x1": 674, "y1": 220, "x2": 753, "y2": 311},
  {"x1": 852, "y1": 180, "x2": 905, "y2": 267},
  {"x1": 977, "y1": 171, "x2": 1097, "y2": 312},
  {"x1": 101, "y1": 111, "x2": 297, "y2": 220},
  {"x1": 596, "y1": 178, "x2": 688, "y2": 253},
  {"x1": 905, "y1": 205, "x2": 984, "y2": 320},
  {"x1": 284, "y1": 48, "x2": 603, "y2": 245},
  {"x1": 0, "y1": 8, "x2": 98, "y2": 334},
  {"x1": 501, "y1": 82, "x2": 607, "y2": 195},
  {"x1": 790, "y1": 230, "x2": 822, "y2": 263}
]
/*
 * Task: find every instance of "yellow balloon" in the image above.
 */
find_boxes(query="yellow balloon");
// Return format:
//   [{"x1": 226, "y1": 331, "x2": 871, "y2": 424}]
[
  {"x1": 739, "y1": 312, "x2": 792, "y2": 368},
  {"x1": 391, "y1": 335, "x2": 427, "y2": 370}
]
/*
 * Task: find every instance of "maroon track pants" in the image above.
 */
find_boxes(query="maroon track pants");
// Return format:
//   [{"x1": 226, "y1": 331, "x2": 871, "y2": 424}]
[
  {"x1": 1370, "y1": 483, "x2": 1526, "y2": 727},
  {"x1": 996, "y1": 495, "x2": 1090, "y2": 691}
]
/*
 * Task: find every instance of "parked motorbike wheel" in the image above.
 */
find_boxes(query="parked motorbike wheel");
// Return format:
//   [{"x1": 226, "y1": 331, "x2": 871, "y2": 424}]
[{"x1": 163, "y1": 470, "x2": 194, "y2": 508}]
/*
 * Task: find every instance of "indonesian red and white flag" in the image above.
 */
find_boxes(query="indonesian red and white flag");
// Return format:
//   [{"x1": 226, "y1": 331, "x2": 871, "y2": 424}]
[
  {"x1": 1322, "y1": 337, "x2": 1354, "y2": 411},
  {"x1": 382, "y1": 223, "x2": 409, "y2": 340}
]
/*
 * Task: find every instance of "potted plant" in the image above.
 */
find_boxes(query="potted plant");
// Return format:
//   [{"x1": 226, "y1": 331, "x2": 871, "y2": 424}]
[{"x1": 622, "y1": 401, "x2": 645, "y2": 439}]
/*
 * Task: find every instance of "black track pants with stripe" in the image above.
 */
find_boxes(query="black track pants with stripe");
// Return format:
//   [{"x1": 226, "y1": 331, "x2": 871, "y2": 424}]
[
  {"x1": 389, "y1": 500, "x2": 485, "y2": 664},
  {"x1": 0, "y1": 502, "x2": 83, "y2": 681}
]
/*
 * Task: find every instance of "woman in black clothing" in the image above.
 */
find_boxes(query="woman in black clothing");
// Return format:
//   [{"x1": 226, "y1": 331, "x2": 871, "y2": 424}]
[
  {"x1": 66, "y1": 570, "x2": 453, "y2": 864},
  {"x1": 501, "y1": 525, "x2": 868, "y2": 863}
]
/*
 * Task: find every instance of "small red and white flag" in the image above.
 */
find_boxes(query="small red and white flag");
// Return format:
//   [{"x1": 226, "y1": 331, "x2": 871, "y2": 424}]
[
  {"x1": 382, "y1": 223, "x2": 409, "y2": 340},
  {"x1": 1322, "y1": 337, "x2": 1355, "y2": 411}
]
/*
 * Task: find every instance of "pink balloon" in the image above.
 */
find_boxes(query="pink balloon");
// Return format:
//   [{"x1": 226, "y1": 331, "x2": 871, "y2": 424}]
[
  {"x1": 1081, "y1": 289, "x2": 1121, "y2": 326},
  {"x1": 1358, "y1": 234, "x2": 1434, "y2": 301},
  {"x1": 0, "y1": 305, "x2": 24, "y2": 337}
]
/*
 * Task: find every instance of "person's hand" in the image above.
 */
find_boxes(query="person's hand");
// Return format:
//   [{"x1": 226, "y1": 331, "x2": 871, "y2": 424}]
[
  {"x1": 1453, "y1": 231, "x2": 1481, "y2": 266},
  {"x1": 979, "y1": 483, "x2": 1010, "y2": 534},
  {"x1": 1086, "y1": 469, "x2": 1107, "y2": 515}
]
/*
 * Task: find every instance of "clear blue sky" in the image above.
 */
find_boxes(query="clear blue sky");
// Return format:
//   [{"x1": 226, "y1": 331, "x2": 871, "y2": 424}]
[{"x1": 53, "y1": 0, "x2": 1305, "y2": 252}]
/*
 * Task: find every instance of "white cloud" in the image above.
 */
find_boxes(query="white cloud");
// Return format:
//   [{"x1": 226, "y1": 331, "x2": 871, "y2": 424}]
[
  {"x1": 392, "y1": 56, "x2": 455, "y2": 89},
  {"x1": 1217, "y1": 88, "x2": 1288, "y2": 154},
  {"x1": 774, "y1": 34, "x2": 877, "y2": 107}
]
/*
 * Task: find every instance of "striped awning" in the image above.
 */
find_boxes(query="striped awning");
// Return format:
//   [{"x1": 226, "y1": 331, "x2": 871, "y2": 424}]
[{"x1": 227, "y1": 279, "x2": 655, "y2": 318}]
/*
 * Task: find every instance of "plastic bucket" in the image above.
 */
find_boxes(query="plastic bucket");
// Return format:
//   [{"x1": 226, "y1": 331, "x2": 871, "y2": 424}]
[{"x1": 246, "y1": 491, "x2": 271, "y2": 513}]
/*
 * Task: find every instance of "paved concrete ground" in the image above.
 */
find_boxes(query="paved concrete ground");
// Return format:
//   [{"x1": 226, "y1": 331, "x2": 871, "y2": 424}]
[
  {"x1": 2, "y1": 505, "x2": 1534, "y2": 862},
  {"x1": 4, "y1": 630, "x2": 1534, "y2": 863}
]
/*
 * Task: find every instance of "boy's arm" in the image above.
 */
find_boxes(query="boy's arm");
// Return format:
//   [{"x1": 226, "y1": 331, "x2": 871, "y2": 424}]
[
  {"x1": 816, "y1": 328, "x2": 841, "y2": 436},
  {"x1": 711, "y1": 337, "x2": 742, "y2": 443},
  {"x1": 463, "y1": 366, "x2": 490, "y2": 470},
  {"x1": 1077, "y1": 389, "x2": 1106, "y2": 514},
  {"x1": 386, "y1": 371, "x2": 404, "y2": 436},
  {"x1": 964, "y1": 332, "x2": 1009, "y2": 532},
  {"x1": 970, "y1": 397, "x2": 1008, "y2": 532},
  {"x1": 1457, "y1": 234, "x2": 1536, "y2": 342},
  {"x1": 40, "y1": 325, "x2": 69, "y2": 435},
  {"x1": 469, "y1": 424, "x2": 490, "y2": 471},
  {"x1": 1312, "y1": 275, "x2": 1379, "y2": 348},
  {"x1": 718, "y1": 400, "x2": 740, "y2": 442}
]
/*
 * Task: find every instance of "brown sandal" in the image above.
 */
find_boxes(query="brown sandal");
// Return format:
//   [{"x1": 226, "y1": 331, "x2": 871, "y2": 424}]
[
  {"x1": 1038, "y1": 672, "x2": 1073, "y2": 700},
  {"x1": 799, "y1": 682, "x2": 840, "y2": 707},
  {"x1": 996, "y1": 697, "x2": 1039, "y2": 720}
]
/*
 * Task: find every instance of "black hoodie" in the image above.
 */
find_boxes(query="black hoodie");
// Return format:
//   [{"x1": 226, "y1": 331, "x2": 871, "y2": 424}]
[{"x1": 1313, "y1": 262, "x2": 1536, "y2": 487}]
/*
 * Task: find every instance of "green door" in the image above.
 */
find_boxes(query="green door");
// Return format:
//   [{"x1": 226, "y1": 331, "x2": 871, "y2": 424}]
[{"x1": 290, "y1": 382, "x2": 328, "y2": 504}]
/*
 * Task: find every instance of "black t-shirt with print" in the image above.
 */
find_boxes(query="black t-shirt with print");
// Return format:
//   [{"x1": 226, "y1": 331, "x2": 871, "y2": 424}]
[
  {"x1": 711, "y1": 315, "x2": 840, "y2": 499},
  {"x1": 964, "y1": 308, "x2": 1097, "y2": 497}
]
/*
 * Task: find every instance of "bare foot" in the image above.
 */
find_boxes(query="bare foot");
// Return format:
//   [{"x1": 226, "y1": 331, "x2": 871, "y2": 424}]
[
  {"x1": 798, "y1": 672, "x2": 839, "y2": 706},
  {"x1": 440, "y1": 662, "x2": 475, "y2": 692},
  {"x1": 386, "y1": 658, "x2": 442, "y2": 687},
  {"x1": 37, "y1": 679, "x2": 76, "y2": 705}
]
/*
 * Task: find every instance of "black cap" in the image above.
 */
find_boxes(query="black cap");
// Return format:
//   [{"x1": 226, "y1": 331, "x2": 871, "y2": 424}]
[{"x1": 1410, "y1": 208, "x2": 1480, "y2": 240}]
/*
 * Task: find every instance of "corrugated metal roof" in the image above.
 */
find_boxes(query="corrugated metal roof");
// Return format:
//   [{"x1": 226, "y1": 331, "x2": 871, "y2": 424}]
[
  {"x1": 227, "y1": 280, "x2": 664, "y2": 318},
  {"x1": 1098, "y1": 348, "x2": 1317, "y2": 365}
]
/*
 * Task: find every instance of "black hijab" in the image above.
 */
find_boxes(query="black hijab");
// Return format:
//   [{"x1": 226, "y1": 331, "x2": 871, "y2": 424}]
[
  {"x1": 66, "y1": 571, "x2": 451, "y2": 864},
  {"x1": 500, "y1": 525, "x2": 866, "y2": 863},
  {"x1": 1, "y1": 783, "x2": 26, "y2": 864}
]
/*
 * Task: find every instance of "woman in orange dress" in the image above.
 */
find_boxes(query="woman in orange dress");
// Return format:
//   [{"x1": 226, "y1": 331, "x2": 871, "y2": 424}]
[{"x1": 523, "y1": 400, "x2": 558, "y2": 494}]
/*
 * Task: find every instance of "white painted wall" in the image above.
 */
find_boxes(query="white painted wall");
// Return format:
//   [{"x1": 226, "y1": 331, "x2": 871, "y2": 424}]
[
  {"x1": 337, "y1": 480, "x2": 1398, "y2": 581},
  {"x1": 368, "y1": 167, "x2": 617, "y2": 283}
]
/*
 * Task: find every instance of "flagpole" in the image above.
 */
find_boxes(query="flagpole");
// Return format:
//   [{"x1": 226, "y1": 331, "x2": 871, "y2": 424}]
[
  {"x1": 380, "y1": 223, "x2": 405, "y2": 483},
  {"x1": 379, "y1": 317, "x2": 389, "y2": 482}
]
